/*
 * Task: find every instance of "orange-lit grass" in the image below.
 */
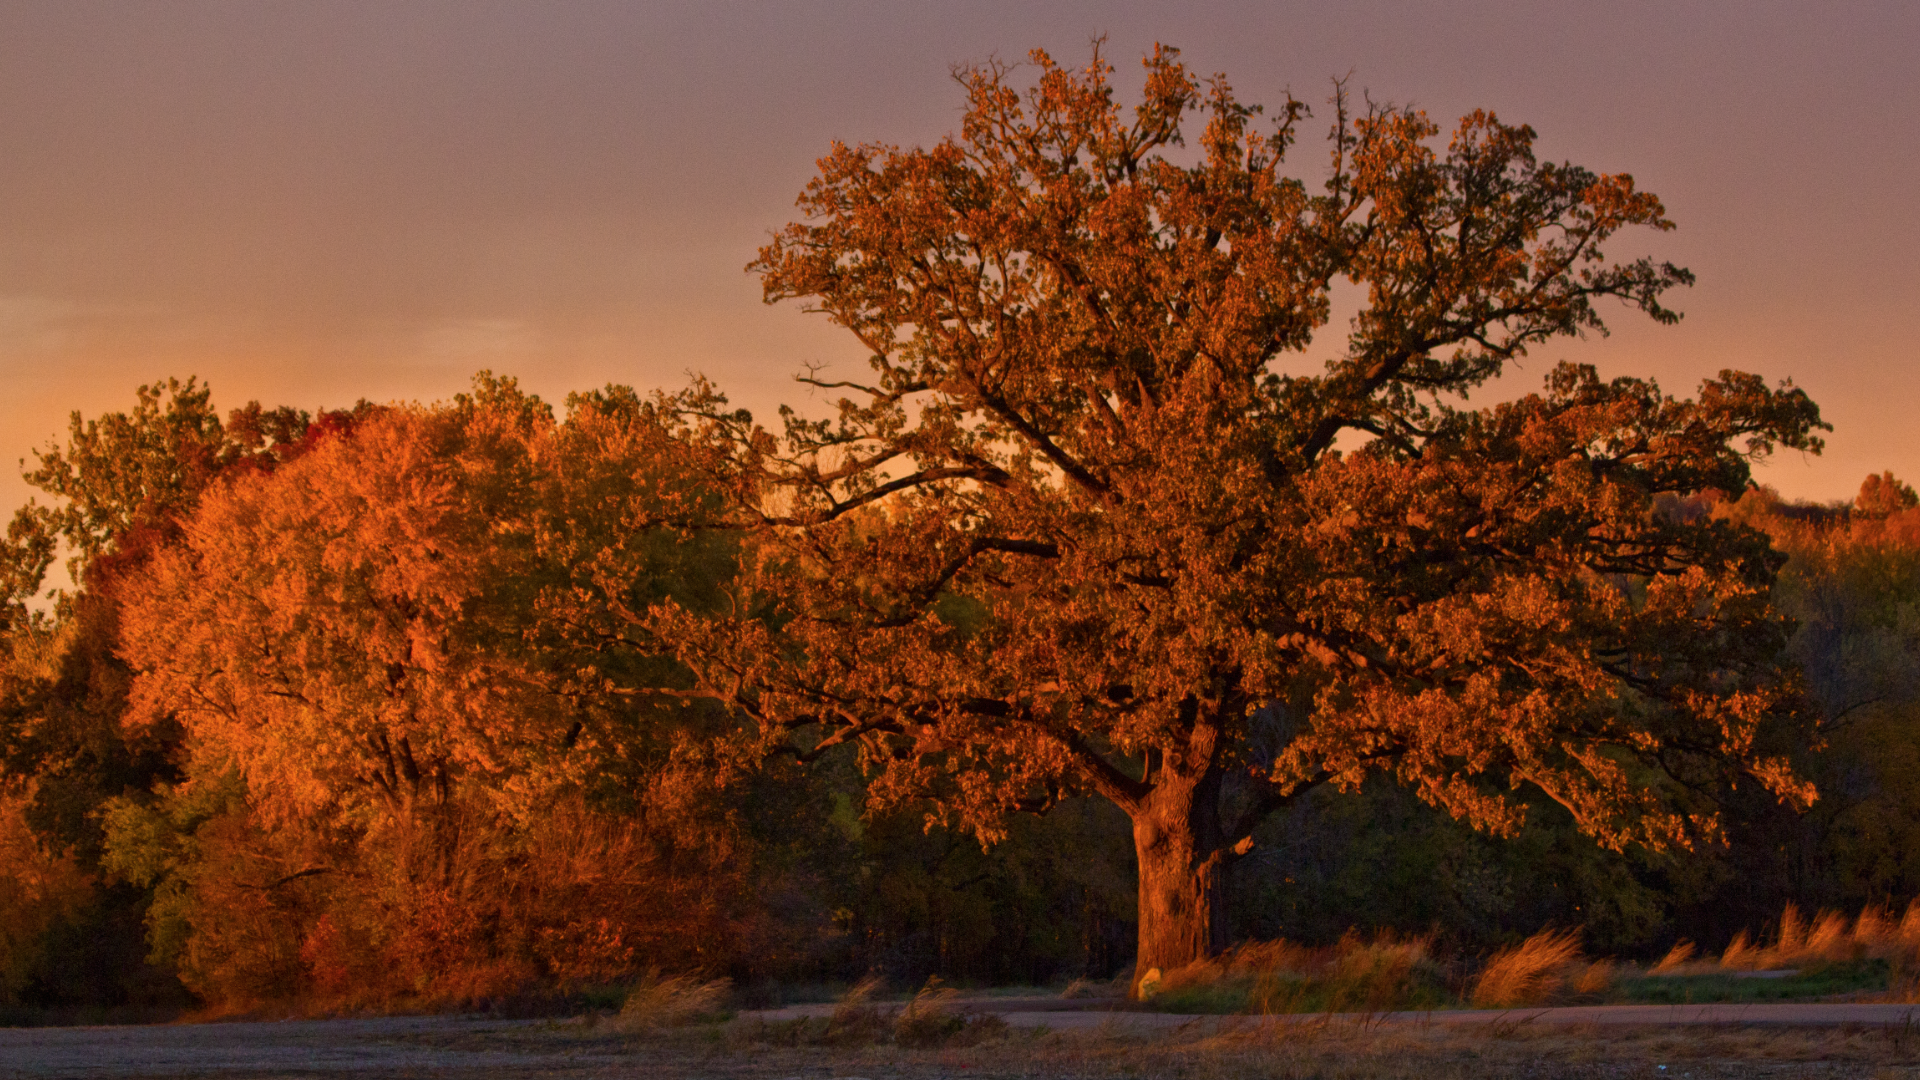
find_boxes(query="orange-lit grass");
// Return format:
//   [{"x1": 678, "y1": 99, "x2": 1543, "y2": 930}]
[
  {"x1": 1713, "y1": 900, "x2": 1920, "y2": 975},
  {"x1": 1469, "y1": 929, "x2": 1585, "y2": 1007},
  {"x1": 1117, "y1": 897, "x2": 1920, "y2": 1017},
  {"x1": 1146, "y1": 931, "x2": 1446, "y2": 1015},
  {"x1": 1650, "y1": 939, "x2": 1697, "y2": 973},
  {"x1": 1604, "y1": 899, "x2": 1920, "y2": 1003},
  {"x1": 613, "y1": 973, "x2": 732, "y2": 1030},
  {"x1": 1152, "y1": 927, "x2": 1620, "y2": 1014},
  {"x1": 740, "y1": 976, "x2": 1009, "y2": 1049}
]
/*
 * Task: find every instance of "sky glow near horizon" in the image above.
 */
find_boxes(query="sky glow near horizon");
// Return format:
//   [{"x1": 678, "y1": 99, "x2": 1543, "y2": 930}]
[{"x1": 1, "y1": 1, "x2": 1915, "y2": 516}]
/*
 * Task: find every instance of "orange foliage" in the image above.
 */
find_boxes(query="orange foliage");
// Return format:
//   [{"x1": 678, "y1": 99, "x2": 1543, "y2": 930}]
[
  {"x1": 1858, "y1": 471, "x2": 1919, "y2": 519},
  {"x1": 108, "y1": 377, "x2": 753, "y2": 1010},
  {"x1": 1470, "y1": 929, "x2": 1584, "y2": 1007},
  {"x1": 655, "y1": 42, "x2": 1829, "y2": 989},
  {"x1": 121, "y1": 392, "x2": 571, "y2": 827},
  {"x1": 125, "y1": 788, "x2": 753, "y2": 1012}
]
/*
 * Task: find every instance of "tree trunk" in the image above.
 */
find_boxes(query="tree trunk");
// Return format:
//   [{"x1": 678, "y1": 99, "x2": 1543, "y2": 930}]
[{"x1": 1128, "y1": 761, "x2": 1231, "y2": 999}]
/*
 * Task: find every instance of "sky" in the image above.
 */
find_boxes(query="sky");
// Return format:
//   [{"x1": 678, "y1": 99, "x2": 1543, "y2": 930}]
[{"x1": 1, "y1": 1, "x2": 1915, "y2": 516}]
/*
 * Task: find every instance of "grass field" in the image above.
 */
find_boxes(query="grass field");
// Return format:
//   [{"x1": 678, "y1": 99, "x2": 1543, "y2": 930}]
[
  {"x1": 1138, "y1": 907, "x2": 1920, "y2": 1018},
  {"x1": 1148, "y1": 958, "x2": 1898, "y2": 1015},
  {"x1": 1616, "y1": 961, "x2": 1893, "y2": 1006},
  {"x1": 519, "y1": 1012, "x2": 1920, "y2": 1079}
]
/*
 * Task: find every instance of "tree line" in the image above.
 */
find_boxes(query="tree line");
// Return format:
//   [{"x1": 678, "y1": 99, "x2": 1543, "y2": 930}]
[
  {"x1": 2, "y1": 44, "x2": 1916, "y2": 1016},
  {"x1": 0, "y1": 377, "x2": 1145, "y2": 1013},
  {"x1": 0, "y1": 374, "x2": 1912, "y2": 1016}
]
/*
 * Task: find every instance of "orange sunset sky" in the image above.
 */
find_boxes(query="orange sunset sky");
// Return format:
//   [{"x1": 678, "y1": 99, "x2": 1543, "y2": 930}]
[{"x1": 1, "y1": 1, "x2": 1914, "y2": 518}]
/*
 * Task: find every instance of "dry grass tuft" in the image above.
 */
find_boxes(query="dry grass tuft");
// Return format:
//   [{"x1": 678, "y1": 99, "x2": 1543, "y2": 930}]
[
  {"x1": 892, "y1": 979, "x2": 1006, "y2": 1047},
  {"x1": 1718, "y1": 929, "x2": 1759, "y2": 970},
  {"x1": 614, "y1": 973, "x2": 731, "y2": 1030},
  {"x1": 1570, "y1": 959, "x2": 1614, "y2": 997},
  {"x1": 1223, "y1": 937, "x2": 1323, "y2": 977},
  {"x1": 1777, "y1": 902, "x2": 1809, "y2": 956},
  {"x1": 892, "y1": 983, "x2": 960, "y2": 1047},
  {"x1": 742, "y1": 975, "x2": 1008, "y2": 1050},
  {"x1": 1470, "y1": 929, "x2": 1583, "y2": 1008},
  {"x1": 1855, "y1": 905, "x2": 1893, "y2": 947},
  {"x1": 1147, "y1": 931, "x2": 1442, "y2": 1014},
  {"x1": 1886, "y1": 902, "x2": 1920, "y2": 1000},
  {"x1": 1806, "y1": 908, "x2": 1852, "y2": 960},
  {"x1": 1650, "y1": 939, "x2": 1696, "y2": 973},
  {"x1": 1713, "y1": 900, "x2": 1920, "y2": 975},
  {"x1": 1321, "y1": 932, "x2": 1432, "y2": 1012},
  {"x1": 820, "y1": 975, "x2": 891, "y2": 1044}
]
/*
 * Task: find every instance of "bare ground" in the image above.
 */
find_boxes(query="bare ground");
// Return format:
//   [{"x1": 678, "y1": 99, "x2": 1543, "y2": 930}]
[{"x1": 8, "y1": 1005, "x2": 1920, "y2": 1079}]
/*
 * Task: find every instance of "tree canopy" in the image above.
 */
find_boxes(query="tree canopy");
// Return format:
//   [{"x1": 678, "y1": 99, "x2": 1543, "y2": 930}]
[
  {"x1": 106, "y1": 377, "x2": 755, "y2": 1002},
  {"x1": 120, "y1": 376, "x2": 733, "y2": 831},
  {"x1": 649, "y1": 44, "x2": 1830, "y2": 988}
]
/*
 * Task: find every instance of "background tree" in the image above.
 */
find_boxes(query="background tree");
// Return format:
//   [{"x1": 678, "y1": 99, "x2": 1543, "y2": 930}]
[
  {"x1": 1700, "y1": 481, "x2": 1920, "y2": 930},
  {"x1": 11, "y1": 374, "x2": 1142, "y2": 1010},
  {"x1": 1855, "y1": 471, "x2": 1919, "y2": 519},
  {"x1": 651, "y1": 44, "x2": 1829, "y2": 991},
  {"x1": 110, "y1": 377, "x2": 777, "y2": 1006},
  {"x1": 0, "y1": 380, "x2": 313, "y2": 1013}
]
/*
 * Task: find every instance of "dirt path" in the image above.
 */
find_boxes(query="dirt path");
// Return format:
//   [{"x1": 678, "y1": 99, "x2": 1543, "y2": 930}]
[
  {"x1": 743, "y1": 996, "x2": 1920, "y2": 1029},
  {"x1": 5, "y1": 1001, "x2": 1920, "y2": 1078},
  {"x1": 0, "y1": 1015, "x2": 612, "y2": 1078}
]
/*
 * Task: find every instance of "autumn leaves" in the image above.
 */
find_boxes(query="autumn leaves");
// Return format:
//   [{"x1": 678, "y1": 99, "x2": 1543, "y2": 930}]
[{"x1": 70, "y1": 379, "x2": 752, "y2": 1006}]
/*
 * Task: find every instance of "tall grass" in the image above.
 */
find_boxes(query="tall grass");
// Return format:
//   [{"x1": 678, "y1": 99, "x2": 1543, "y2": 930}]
[
  {"x1": 614, "y1": 973, "x2": 732, "y2": 1030},
  {"x1": 1197, "y1": 899, "x2": 1920, "y2": 1012},
  {"x1": 1649, "y1": 940, "x2": 1696, "y2": 973},
  {"x1": 1712, "y1": 900, "x2": 1920, "y2": 972},
  {"x1": 822, "y1": 975, "x2": 891, "y2": 1044},
  {"x1": 681, "y1": 897, "x2": 1920, "y2": 1028},
  {"x1": 1469, "y1": 930, "x2": 1585, "y2": 1008},
  {"x1": 1148, "y1": 932, "x2": 1446, "y2": 1014},
  {"x1": 894, "y1": 979, "x2": 971, "y2": 1047},
  {"x1": 1624, "y1": 900, "x2": 1920, "y2": 1001},
  {"x1": 744, "y1": 976, "x2": 1007, "y2": 1048}
]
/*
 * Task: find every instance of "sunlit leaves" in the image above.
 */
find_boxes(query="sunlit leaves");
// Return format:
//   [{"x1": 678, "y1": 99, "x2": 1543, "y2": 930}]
[
  {"x1": 120, "y1": 376, "x2": 733, "y2": 831},
  {"x1": 10, "y1": 379, "x2": 314, "y2": 594},
  {"x1": 683, "y1": 43, "x2": 1828, "y2": 870}
]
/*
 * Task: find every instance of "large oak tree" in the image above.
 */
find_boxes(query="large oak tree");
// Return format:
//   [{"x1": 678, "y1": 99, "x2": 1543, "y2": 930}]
[{"x1": 650, "y1": 45, "x2": 1828, "y2": 991}]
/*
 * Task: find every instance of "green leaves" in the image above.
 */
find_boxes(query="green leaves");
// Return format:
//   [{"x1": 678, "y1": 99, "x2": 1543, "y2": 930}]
[{"x1": 2, "y1": 378, "x2": 318, "y2": 616}]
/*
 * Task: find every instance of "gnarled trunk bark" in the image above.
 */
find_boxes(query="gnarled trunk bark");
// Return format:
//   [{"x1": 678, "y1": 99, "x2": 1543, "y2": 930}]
[{"x1": 1128, "y1": 761, "x2": 1231, "y2": 998}]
